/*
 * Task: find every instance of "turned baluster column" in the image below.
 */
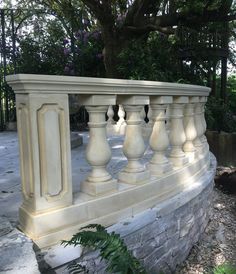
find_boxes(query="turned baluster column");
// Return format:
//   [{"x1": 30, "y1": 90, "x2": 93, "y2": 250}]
[
  {"x1": 116, "y1": 104, "x2": 127, "y2": 134},
  {"x1": 169, "y1": 96, "x2": 189, "y2": 167},
  {"x1": 118, "y1": 96, "x2": 150, "y2": 184},
  {"x1": 165, "y1": 105, "x2": 171, "y2": 131},
  {"x1": 140, "y1": 106, "x2": 146, "y2": 126},
  {"x1": 148, "y1": 96, "x2": 173, "y2": 176},
  {"x1": 147, "y1": 105, "x2": 154, "y2": 130},
  {"x1": 147, "y1": 105, "x2": 153, "y2": 126},
  {"x1": 106, "y1": 105, "x2": 115, "y2": 135},
  {"x1": 193, "y1": 97, "x2": 204, "y2": 155},
  {"x1": 199, "y1": 96, "x2": 209, "y2": 151},
  {"x1": 107, "y1": 105, "x2": 115, "y2": 125},
  {"x1": 78, "y1": 95, "x2": 117, "y2": 196},
  {"x1": 183, "y1": 97, "x2": 198, "y2": 162}
]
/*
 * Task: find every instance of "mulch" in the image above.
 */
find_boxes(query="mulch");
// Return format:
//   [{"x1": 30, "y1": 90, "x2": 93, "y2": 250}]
[{"x1": 176, "y1": 166, "x2": 236, "y2": 274}]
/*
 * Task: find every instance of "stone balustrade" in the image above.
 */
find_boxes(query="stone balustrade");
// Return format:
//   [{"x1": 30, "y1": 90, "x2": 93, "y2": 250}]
[{"x1": 6, "y1": 74, "x2": 212, "y2": 248}]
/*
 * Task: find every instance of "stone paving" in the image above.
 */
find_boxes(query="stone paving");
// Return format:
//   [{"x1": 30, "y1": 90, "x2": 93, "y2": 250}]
[{"x1": 0, "y1": 131, "x2": 152, "y2": 274}]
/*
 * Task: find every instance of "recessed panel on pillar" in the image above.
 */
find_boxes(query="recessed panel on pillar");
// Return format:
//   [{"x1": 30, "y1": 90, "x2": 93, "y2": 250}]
[
  {"x1": 17, "y1": 103, "x2": 34, "y2": 200},
  {"x1": 37, "y1": 104, "x2": 67, "y2": 201}
]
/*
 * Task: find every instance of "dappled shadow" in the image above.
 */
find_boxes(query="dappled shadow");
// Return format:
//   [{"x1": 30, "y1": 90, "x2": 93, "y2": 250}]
[
  {"x1": 215, "y1": 167, "x2": 236, "y2": 195},
  {"x1": 176, "y1": 188, "x2": 236, "y2": 273}
]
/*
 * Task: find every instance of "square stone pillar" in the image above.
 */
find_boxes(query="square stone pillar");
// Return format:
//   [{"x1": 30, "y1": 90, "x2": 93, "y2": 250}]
[{"x1": 16, "y1": 93, "x2": 73, "y2": 216}]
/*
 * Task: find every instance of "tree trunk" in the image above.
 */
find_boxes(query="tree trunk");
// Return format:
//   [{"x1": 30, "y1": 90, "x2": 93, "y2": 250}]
[
  {"x1": 102, "y1": 28, "x2": 127, "y2": 79},
  {"x1": 103, "y1": 39, "x2": 124, "y2": 78}
]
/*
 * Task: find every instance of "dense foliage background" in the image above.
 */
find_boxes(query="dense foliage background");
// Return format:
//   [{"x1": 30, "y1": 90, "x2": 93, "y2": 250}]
[{"x1": 0, "y1": 0, "x2": 236, "y2": 130}]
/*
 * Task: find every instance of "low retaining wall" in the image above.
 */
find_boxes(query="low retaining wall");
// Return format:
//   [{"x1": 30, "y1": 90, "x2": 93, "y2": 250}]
[{"x1": 51, "y1": 154, "x2": 216, "y2": 274}]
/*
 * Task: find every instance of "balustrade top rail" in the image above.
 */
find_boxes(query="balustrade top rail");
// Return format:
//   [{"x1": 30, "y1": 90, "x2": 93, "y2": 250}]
[{"x1": 6, "y1": 74, "x2": 210, "y2": 96}]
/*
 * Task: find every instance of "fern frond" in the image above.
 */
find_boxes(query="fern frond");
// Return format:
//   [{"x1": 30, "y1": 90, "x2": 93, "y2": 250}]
[
  {"x1": 81, "y1": 224, "x2": 106, "y2": 232},
  {"x1": 62, "y1": 224, "x2": 147, "y2": 274},
  {"x1": 67, "y1": 261, "x2": 89, "y2": 274}
]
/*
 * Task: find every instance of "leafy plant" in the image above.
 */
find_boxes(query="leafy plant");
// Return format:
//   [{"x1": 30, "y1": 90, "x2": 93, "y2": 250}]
[
  {"x1": 212, "y1": 263, "x2": 236, "y2": 274},
  {"x1": 62, "y1": 224, "x2": 147, "y2": 274},
  {"x1": 205, "y1": 96, "x2": 236, "y2": 133}
]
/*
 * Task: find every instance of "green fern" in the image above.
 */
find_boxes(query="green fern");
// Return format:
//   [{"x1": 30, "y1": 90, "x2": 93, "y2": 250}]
[
  {"x1": 67, "y1": 261, "x2": 89, "y2": 274},
  {"x1": 212, "y1": 263, "x2": 236, "y2": 274},
  {"x1": 62, "y1": 224, "x2": 147, "y2": 274}
]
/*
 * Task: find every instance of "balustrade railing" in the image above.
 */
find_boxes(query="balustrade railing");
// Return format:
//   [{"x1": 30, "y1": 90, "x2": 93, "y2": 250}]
[{"x1": 6, "y1": 74, "x2": 211, "y2": 247}]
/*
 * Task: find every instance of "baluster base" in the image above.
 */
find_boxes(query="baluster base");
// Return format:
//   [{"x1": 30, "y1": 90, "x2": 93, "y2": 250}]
[
  {"x1": 169, "y1": 155, "x2": 188, "y2": 167},
  {"x1": 81, "y1": 178, "x2": 117, "y2": 196},
  {"x1": 118, "y1": 169, "x2": 150, "y2": 184},
  {"x1": 148, "y1": 161, "x2": 172, "y2": 176},
  {"x1": 184, "y1": 151, "x2": 197, "y2": 163}
]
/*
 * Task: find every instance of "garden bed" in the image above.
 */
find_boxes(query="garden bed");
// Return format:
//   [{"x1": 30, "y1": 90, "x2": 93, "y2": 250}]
[{"x1": 176, "y1": 167, "x2": 236, "y2": 273}]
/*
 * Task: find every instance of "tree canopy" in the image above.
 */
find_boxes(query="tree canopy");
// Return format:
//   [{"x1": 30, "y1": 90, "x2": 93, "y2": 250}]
[{"x1": 3, "y1": 0, "x2": 235, "y2": 77}]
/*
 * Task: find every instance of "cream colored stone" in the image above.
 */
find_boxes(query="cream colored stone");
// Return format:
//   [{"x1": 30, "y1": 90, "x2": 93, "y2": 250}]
[
  {"x1": 107, "y1": 105, "x2": 115, "y2": 125},
  {"x1": 140, "y1": 106, "x2": 146, "y2": 126},
  {"x1": 19, "y1": 151, "x2": 212, "y2": 248},
  {"x1": 116, "y1": 104, "x2": 127, "y2": 134},
  {"x1": 194, "y1": 99, "x2": 204, "y2": 154},
  {"x1": 117, "y1": 95, "x2": 149, "y2": 105},
  {"x1": 6, "y1": 74, "x2": 210, "y2": 96},
  {"x1": 183, "y1": 99, "x2": 198, "y2": 162},
  {"x1": 6, "y1": 74, "x2": 213, "y2": 249},
  {"x1": 148, "y1": 96, "x2": 173, "y2": 176},
  {"x1": 117, "y1": 97, "x2": 150, "y2": 184},
  {"x1": 199, "y1": 96, "x2": 209, "y2": 151},
  {"x1": 106, "y1": 105, "x2": 116, "y2": 135},
  {"x1": 169, "y1": 97, "x2": 189, "y2": 167},
  {"x1": 80, "y1": 102, "x2": 117, "y2": 196},
  {"x1": 78, "y1": 94, "x2": 116, "y2": 106},
  {"x1": 145, "y1": 105, "x2": 154, "y2": 138},
  {"x1": 16, "y1": 93, "x2": 72, "y2": 214}
]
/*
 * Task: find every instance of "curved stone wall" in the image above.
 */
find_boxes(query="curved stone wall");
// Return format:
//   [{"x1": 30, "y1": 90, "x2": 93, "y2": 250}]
[{"x1": 57, "y1": 154, "x2": 216, "y2": 274}]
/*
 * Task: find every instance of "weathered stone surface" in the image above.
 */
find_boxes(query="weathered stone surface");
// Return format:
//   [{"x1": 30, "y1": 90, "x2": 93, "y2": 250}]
[{"x1": 0, "y1": 226, "x2": 39, "y2": 274}]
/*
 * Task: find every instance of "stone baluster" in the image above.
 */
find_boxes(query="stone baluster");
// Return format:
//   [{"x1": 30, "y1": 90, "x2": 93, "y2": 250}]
[
  {"x1": 169, "y1": 96, "x2": 189, "y2": 167},
  {"x1": 183, "y1": 97, "x2": 198, "y2": 162},
  {"x1": 78, "y1": 95, "x2": 117, "y2": 196},
  {"x1": 118, "y1": 96, "x2": 150, "y2": 184},
  {"x1": 145, "y1": 105, "x2": 154, "y2": 139},
  {"x1": 106, "y1": 105, "x2": 115, "y2": 135},
  {"x1": 147, "y1": 105, "x2": 153, "y2": 126},
  {"x1": 148, "y1": 96, "x2": 173, "y2": 176},
  {"x1": 116, "y1": 104, "x2": 127, "y2": 134},
  {"x1": 15, "y1": 93, "x2": 72, "y2": 216},
  {"x1": 165, "y1": 105, "x2": 171, "y2": 131},
  {"x1": 140, "y1": 106, "x2": 146, "y2": 126},
  {"x1": 193, "y1": 98, "x2": 204, "y2": 155},
  {"x1": 199, "y1": 96, "x2": 209, "y2": 151},
  {"x1": 107, "y1": 105, "x2": 115, "y2": 125}
]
